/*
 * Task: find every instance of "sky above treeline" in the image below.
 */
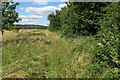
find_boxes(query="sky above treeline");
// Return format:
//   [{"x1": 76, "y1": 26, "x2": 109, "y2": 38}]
[
  {"x1": 12, "y1": 0, "x2": 117, "y2": 26},
  {"x1": 14, "y1": 0, "x2": 68, "y2": 26}
]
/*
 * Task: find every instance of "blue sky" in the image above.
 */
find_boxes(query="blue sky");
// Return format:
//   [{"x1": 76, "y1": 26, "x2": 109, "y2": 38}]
[{"x1": 14, "y1": 0, "x2": 67, "y2": 26}]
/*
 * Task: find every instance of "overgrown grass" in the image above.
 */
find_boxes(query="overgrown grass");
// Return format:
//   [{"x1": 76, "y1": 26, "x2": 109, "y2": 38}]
[{"x1": 2, "y1": 29, "x2": 96, "y2": 78}]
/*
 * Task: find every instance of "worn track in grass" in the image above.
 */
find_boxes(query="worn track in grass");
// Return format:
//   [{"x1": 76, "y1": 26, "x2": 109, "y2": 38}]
[{"x1": 2, "y1": 29, "x2": 92, "y2": 78}]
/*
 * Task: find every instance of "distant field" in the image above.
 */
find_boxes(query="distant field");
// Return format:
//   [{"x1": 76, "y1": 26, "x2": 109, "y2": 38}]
[
  {"x1": 2, "y1": 25, "x2": 48, "y2": 30},
  {"x1": 2, "y1": 29, "x2": 94, "y2": 78},
  {"x1": 16, "y1": 25, "x2": 48, "y2": 29}
]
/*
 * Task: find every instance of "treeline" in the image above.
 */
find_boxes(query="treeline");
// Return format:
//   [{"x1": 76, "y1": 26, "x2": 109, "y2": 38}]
[
  {"x1": 14, "y1": 25, "x2": 47, "y2": 29},
  {"x1": 48, "y1": 2, "x2": 110, "y2": 36},
  {"x1": 48, "y1": 2, "x2": 119, "y2": 78},
  {"x1": 2, "y1": 25, "x2": 47, "y2": 30},
  {"x1": 48, "y1": 2, "x2": 119, "y2": 36}
]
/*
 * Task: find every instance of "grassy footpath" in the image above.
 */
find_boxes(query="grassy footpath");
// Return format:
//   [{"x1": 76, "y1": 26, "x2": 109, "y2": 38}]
[{"x1": 2, "y1": 29, "x2": 95, "y2": 78}]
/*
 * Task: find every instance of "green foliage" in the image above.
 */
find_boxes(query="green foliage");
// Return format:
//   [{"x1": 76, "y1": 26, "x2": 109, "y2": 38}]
[
  {"x1": 90, "y1": 2, "x2": 119, "y2": 78},
  {"x1": 2, "y1": 1, "x2": 119, "y2": 78},
  {"x1": 48, "y1": 2, "x2": 110, "y2": 36},
  {"x1": 48, "y1": 10, "x2": 61, "y2": 31},
  {"x1": 48, "y1": 2, "x2": 119, "y2": 78},
  {"x1": 15, "y1": 25, "x2": 47, "y2": 29},
  {"x1": 2, "y1": 2, "x2": 21, "y2": 30}
]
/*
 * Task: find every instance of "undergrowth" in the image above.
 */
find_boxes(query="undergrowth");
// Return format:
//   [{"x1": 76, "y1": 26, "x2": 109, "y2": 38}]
[{"x1": 2, "y1": 30, "x2": 95, "y2": 78}]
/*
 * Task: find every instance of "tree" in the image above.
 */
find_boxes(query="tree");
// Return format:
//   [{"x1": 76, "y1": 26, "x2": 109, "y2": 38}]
[
  {"x1": 94, "y1": 2, "x2": 119, "y2": 68},
  {"x1": 48, "y1": 10, "x2": 61, "y2": 31},
  {"x1": 91, "y1": 2, "x2": 119, "y2": 77},
  {"x1": 71, "y1": 2, "x2": 110, "y2": 35},
  {"x1": 60, "y1": 3, "x2": 79, "y2": 37},
  {"x1": 48, "y1": 2, "x2": 110, "y2": 37},
  {"x1": 2, "y1": 2, "x2": 21, "y2": 30}
]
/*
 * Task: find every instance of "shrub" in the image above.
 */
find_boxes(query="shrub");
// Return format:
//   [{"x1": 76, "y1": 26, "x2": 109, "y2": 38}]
[{"x1": 90, "y1": 2, "x2": 119, "y2": 78}]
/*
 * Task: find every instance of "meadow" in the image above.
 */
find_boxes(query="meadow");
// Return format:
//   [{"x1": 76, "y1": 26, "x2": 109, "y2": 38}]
[
  {"x1": 1, "y1": 2, "x2": 119, "y2": 78},
  {"x1": 2, "y1": 29, "x2": 96, "y2": 78}
]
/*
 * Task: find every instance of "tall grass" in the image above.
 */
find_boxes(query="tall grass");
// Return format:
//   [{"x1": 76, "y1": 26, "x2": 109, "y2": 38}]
[{"x1": 2, "y1": 29, "x2": 96, "y2": 78}]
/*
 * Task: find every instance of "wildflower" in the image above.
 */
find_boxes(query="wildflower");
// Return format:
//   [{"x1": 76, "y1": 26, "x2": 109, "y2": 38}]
[
  {"x1": 102, "y1": 39, "x2": 106, "y2": 42},
  {"x1": 97, "y1": 43, "x2": 104, "y2": 47},
  {"x1": 112, "y1": 24, "x2": 115, "y2": 26}
]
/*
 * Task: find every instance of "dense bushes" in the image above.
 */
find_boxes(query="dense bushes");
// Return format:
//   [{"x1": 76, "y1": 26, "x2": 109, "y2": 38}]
[
  {"x1": 91, "y1": 2, "x2": 119, "y2": 78},
  {"x1": 94, "y1": 2, "x2": 119, "y2": 68},
  {"x1": 48, "y1": 2, "x2": 119, "y2": 78},
  {"x1": 48, "y1": 2, "x2": 110, "y2": 36}
]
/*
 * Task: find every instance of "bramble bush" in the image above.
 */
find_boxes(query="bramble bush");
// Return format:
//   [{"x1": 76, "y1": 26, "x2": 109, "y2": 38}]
[
  {"x1": 90, "y1": 2, "x2": 119, "y2": 78},
  {"x1": 48, "y1": 2, "x2": 119, "y2": 78}
]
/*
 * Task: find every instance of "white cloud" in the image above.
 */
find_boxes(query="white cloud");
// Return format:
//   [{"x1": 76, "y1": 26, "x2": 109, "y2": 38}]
[
  {"x1": 19, "y1": 15, "x2": 42, "y2": 19},
  {"x1": 25, "y1": 6, "x2": 60, "y2": 15},
  {"x1": 13, "y1": 0, "x2": 68, "y2": 2},
  {"x1": 16, "y1": 15, "x2": 43, "y2": 25},
  {"x1": 58, "y1": 3, "x2": 67, "y2": 8},
  {"x1": 60, "y1": 0, "x2": 69, "y2": 2},
  {"x1": 33, "y1": 0, "x2": 48, "y2": 5},
  {"x1": 22, "y1": 19, "x2": 31, "y2": 22},
  {"x1": 16, "y1": 3, "x2": 68, "y2": 26},
  {"x1": 15, "y1": 19, "x2": 40, "y2": 25},
  {"x1": 20, "y1": 7, "x2": 26, "y2": 10},
  {"x1": 19, "y1": 18, "x2": 36, "y2": 23},
  {"x1": 15, "y1": 19, "x2": 49, "y2": 26},
  {"x1": 25, "y1": 3, "x2": 67, "y2": 15},
  {"x1": 40, "y1": 21, "x2": 50, "y2": 26}
]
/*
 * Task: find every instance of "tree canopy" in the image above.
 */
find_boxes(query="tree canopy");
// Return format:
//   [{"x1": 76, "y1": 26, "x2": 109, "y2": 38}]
[
  {"x1": 2, "y1": 2, "x2": 21, "y2": 30},
  {"x1": 48, "y1": 2, "x2": 110, "y2": 36},
  {"x1": 48, "y1": 2, "x2": 119, "y2": 77}
]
